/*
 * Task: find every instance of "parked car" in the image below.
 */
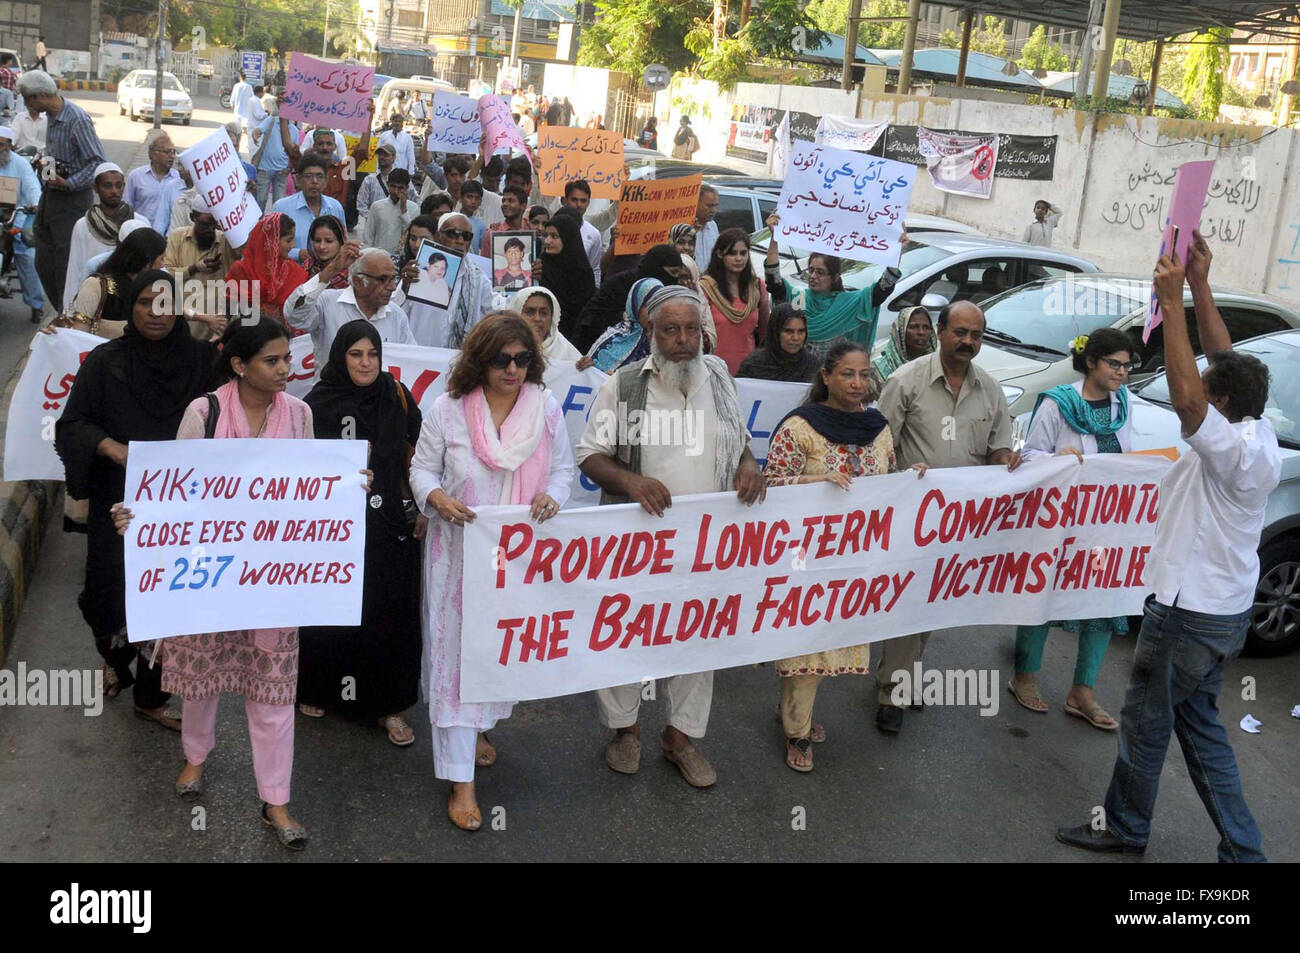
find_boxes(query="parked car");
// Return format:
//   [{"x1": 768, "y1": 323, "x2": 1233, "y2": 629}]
[
  {"x1": 626, "y1": 158, "x2": 751, "y2": 179},
  {"x1": 117, "y1": 70, "x2": 193, "y2": 124},
  {"x1": 0, "y1": 48, "x2": 24, "y2": 71},
  {"x1": 765, "y1": 233, "x2": 1097, "y2": 344},
  {"x1": 1012, "y1": 329, "x2": 1300, "y2": 656},
  {"x1": 973, "y1": 274, "x2": 1300, "y2": 417},
  {"x1": 374, "y1": 77, "x2": 455, "y2": 130},
  {"x1": 196, "y1": 60, "x2": 213, "y2": 78}
]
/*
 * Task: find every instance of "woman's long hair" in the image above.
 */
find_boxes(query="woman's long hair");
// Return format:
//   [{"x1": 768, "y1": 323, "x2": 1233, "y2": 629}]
[
  {"x1": 446, "y1": 311, "x2": 547, "y2": 398},
  {"x1": 703, "y1": 227, "x2": 755, "y2": 298}
]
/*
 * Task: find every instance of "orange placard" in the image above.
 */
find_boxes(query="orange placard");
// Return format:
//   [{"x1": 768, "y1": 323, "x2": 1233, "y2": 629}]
[
  {"x1": 538, "y1": 126, "x2": 624, "y2": 199},
  {"x1": 616, "y1": 175, "x2": 703, "y2": 255},
  {"x1": 1128, "y1": 447, "x2": 1180, "y2": 461}
]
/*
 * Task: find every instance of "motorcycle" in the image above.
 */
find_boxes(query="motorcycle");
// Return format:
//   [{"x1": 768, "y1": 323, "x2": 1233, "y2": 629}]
[{"x1": 219, "y1": 86, "x2": 232, "y2": 109}]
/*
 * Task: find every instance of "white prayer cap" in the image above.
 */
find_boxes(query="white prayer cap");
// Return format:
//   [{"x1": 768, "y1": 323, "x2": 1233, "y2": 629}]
[
  {"x1": 93, "y1": 161, "x2": 124, "y2": 181},
  {"x1": 190, "y1": 190, "x2": 211, "y2": 213},
  {"x1": 118, "y1": 219, "x2": 148, "y2": 241},
  {"x1": 0, "y1": 126, "x2": 14, "y2": 142}
]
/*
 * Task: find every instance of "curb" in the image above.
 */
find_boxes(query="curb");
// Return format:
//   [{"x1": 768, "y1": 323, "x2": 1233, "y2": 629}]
[
  {"x1": 0, "y1": 352, "x2": 61, "y2": 667},
  {"x1": 59, "y1": 80, "x2": 117, "y2": 92}
]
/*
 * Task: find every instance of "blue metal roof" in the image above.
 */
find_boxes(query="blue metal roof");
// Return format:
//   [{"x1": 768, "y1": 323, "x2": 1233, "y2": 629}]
[
  {"x1": 799, "y1": 32, "x2": 886, "y2": 67},
  {"x1": 1043, "y1": 72, "x2": 1186, "y2": 109},
  {"x1": 875, "y1": 47, "x2": 1043, "y2": 89}
]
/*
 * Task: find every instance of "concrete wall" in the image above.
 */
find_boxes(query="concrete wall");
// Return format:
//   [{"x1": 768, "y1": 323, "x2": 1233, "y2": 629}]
[{"x1": 672, "y1": 80, "x2": 1300, "y2": 309}]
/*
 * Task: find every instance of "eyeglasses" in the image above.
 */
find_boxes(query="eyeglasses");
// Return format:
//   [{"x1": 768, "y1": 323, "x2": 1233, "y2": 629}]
[
  {"x1": 806, "y1": 267, "x2": 831, "y2": 277},
  {"x1": 489, "y1": 350, "x2": 534, "y2": 370},
  {"x1": 1100, "y1": 358, "x2": 1137, "y2": 373},
  {"x1": 440, "y1": 229, "x2": 473, "y2": 241},
  {"x1": 359, "y1": 273, "x2": 399, "y2": 287}
]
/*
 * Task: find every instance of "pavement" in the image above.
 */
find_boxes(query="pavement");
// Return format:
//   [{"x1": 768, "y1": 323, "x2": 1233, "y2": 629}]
[{"x1": 1, "y1": 92, "x2": 1298, "y2": 863}]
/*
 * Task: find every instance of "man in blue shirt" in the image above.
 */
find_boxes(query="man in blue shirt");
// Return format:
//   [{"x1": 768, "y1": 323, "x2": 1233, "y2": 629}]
[
  {"x1": 253, "y1": 109, "x2": 297, "y2": 211},
  {"x1": 0, "y1": 123, "x2": 44, "y2": 320},
  {"x1": 272, "y1": 152, "x2": 346, "y2": 262},
  {"x1": 123, "y1": 133, "x2": 180, "y2": 233}
]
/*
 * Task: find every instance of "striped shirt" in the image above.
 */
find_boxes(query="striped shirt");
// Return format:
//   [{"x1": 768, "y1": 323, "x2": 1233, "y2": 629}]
[{"x1": 45, "y1": 98, "x2": 106, "y2": 191}]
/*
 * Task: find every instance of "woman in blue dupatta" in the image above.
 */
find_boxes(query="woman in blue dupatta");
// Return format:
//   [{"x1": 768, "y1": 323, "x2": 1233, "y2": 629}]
[
  {"x1": 577, "y1": 277, "x2": 663, "y2": 373},
  {"x1": 761, "y1": 211, "x2": 899, "y2": 355},
  {"x1": 1008, "y1": 327, "x2": 1136, "y2": 731}
]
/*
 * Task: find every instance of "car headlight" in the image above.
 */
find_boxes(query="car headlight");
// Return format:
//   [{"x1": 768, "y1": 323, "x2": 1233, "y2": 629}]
[{"x1": 1001, "y1": 384, "x2": 1024, "y2": 407}]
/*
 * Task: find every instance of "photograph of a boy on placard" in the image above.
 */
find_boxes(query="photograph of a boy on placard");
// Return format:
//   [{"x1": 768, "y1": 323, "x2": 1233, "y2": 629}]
[
  {"x1": 491, "y1": 231, "x2": 534, "y2": 292},
  {"x1": 408, "y1": 239, "x2": 463, "y2": 308}
]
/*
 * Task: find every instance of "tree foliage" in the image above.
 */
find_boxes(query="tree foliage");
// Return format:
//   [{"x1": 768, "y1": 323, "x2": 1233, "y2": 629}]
[
  {"x1": 805, "y1": 0, "x2": 908, "y2": 48},
  {"x1": 1017, "y1": 25, "x2": 1069, "y2": 72},
  {"x1": 1181, "y1": 27, "x2": 1231, "y2": 121},
  {"x1": 938, "y1": 15, "x2": 1007, "y2": 59}
]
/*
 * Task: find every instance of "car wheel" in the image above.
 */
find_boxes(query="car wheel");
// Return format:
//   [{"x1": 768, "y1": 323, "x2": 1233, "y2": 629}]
[
  {"x1": 182, "y1": 117, "x2": 191, "y2": 125},
  {"x1": 1247, "y1": 536, "x2": 1300, "y2": 656},
  {"x1": 129, "y1": 104, "x2": 137, "y2": 122}
]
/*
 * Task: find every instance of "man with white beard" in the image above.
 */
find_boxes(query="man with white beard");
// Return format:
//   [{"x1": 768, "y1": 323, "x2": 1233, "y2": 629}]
[{"x1": 576, "y1": 285, "x2": 766, "y2": 788}]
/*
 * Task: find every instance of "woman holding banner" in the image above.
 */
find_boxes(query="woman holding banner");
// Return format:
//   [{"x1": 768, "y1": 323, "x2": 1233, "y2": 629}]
[
  {"x1": 762, "y1": 212, "x2": 898, "y2": 355},
  {"x1": 763, "y1": 341, "x2": 897, "y2": 772},
  {"x1": 55, "y1": 271, "x2": 217, "y2": 725},
  {"x1": 1007, "y1": 328, "x2": 1136, "y2": 731},
  {"x1": 578, "y1": 277, "x2": 661, "y2": 373},
  {"x1": 298, "y1": 321, "x2": 424, "y2": 746},
  {"x1": 223, "y1": 213, "x2": 309, "y2": 329},
  {"x1": 409, "y1": 312, "x2": 574, "y2": 831}
]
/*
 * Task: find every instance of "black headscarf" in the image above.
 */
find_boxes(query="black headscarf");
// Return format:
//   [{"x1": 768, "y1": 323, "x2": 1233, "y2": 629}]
[
  {"x1": 541, "y1": 206, "x2": 597, "y2": 337},
  {"x1": 570, "y1": 243, "x2": 683, "y2": 351},
  {"x1": 120, "y1": 270, "x2": 214, "y2": 422},
  {"x1": 736, "y1": 307, "x2": 821, "y2": 383},
  {"x1": 777, "y1": 404, "x2": 889, "y2": 448},
  {"x1": 304, "y1": 320, "x2": 422, "y2": 534}
]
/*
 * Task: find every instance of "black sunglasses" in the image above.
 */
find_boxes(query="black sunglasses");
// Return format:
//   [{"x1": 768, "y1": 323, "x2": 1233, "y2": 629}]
[
  {"x1": 489, "y1": 350, "x2": 534, "y2": 370},
  {"x1": 440, "y1": 228, "x2": 473, "y2": 241}
]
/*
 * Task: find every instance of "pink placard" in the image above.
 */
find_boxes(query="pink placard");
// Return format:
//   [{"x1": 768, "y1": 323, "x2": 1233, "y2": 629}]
[
  {"x1": 478, "y1": 94, "x2": 530, "y2": 159},
  {"x1": 280, "y1": 53, "x2": 375, "y2": 135},
  {"x1": 1143, "y1": 159, "x2": 1214, "y2": 343}
]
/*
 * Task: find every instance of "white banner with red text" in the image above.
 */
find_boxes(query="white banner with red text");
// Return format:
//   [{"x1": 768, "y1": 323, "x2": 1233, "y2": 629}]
[
  {"x1": 3, "y1": 328, "x2": 101, "y2": 482},
  {"x1": 458, "y1": 454, "x2": 1170, "y2": 702}
]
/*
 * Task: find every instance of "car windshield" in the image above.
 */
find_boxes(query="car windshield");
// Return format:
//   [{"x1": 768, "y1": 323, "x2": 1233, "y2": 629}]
[
  {"x1": 138, "y1": 74, "x2": 185, "y2": 91},
  {"x1": 1135, "y1": 334, "x2": 1300, "y2": 446},
  {"x1": 982, "y1": 278, "x2": 1145, "y2": 353}
]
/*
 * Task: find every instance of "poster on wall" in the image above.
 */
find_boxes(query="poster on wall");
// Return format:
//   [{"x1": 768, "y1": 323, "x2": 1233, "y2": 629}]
[
  {"x1": 725, "y1": 103, "x2": 781, "y2": 163},
  {"x1": 879, "y1": 126, "x2": 1057, "y2": 181}
]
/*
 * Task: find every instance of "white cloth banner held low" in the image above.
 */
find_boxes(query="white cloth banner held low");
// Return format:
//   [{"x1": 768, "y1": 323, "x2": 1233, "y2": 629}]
[
  {"x1": 180, "y1": 125, "x2": 261, "y2": 247},
  {"x1": 459, "y1": 455, "x2": 1170, "y2": 702},
  {"x1": 428, "y1": 92, "x2": 484, "y2": 153},
  {"x1": 776, "y1": 141, "x2": 915, "y2": 266},
  {"x1": 123, "y1": 438, "x2": 367, "y2": 643},
  {"x1": 3, "y1": 328, "x2": 101, "y2": 482},
  {"x1": 916, "y1": 127, "x2": 999, "y2": 200},
  {"x1": 814, "y1": 115, "x2": 888, "y2": 153}
]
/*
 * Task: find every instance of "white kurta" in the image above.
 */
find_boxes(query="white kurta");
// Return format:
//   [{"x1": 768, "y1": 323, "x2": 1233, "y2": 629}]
[
  {"x1": 62, "y1": 212, "x2": 151, "y2": 312},
  {"x1": 408, "y1": 391, "x2": 575, "y2": 730}
]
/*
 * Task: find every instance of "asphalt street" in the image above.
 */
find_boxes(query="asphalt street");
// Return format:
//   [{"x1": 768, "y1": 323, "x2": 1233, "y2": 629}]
[{"x1": 1, "y1": 92, "x2": 1297, "y2": 863}]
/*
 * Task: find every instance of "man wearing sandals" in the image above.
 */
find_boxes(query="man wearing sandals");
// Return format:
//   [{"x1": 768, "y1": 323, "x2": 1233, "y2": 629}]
[
  {"x1": 576, "y1": 286, "x2": 766, "y2": 787},
  {"x1": 1058, "y1": 234, "x2": 1277, "y2": 862},
  {"x1": 875, "y1": 301, "x2": 1021, "y2": 735}
]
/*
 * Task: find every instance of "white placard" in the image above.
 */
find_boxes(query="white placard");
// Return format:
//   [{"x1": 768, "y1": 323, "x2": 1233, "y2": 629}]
[
  {"x1": 3, "y1": 328, "x2": 101, "y2": 482},
  {"x1": 180, "y1": 126, "x2": 261, "y2": 247},
  {"x1": 916, "y1": 127, "x2": 1000, "y2": 200},
  {"x1": 428, "y1": 92, "x2": 483, "y2": 153}
]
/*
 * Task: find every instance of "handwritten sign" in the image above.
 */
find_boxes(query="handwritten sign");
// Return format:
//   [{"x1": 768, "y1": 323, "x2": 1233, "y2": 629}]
[
  {"x1": 280, "y1": 52, "x2": 375, "y2": 134},
  {"x1": 428, "y1": 92, "x2": 483, "y2": 152},
  {"x1": 916, "y1": 127, "x2": 999, "y2": 200},
  {"x1": 2, "y1": 328, "x2": 99, "y2": 482},
  {"x1": 123, "y1": 438, "x2": 367, "y2": 642},
  {"x1": 775, "y1": 141, "x2": 915, "y2": 266},
  {"x1": 616, "y1": 174, "x2": 703, "y2": 255},
  {"x1": 179, "y1": 126, "x2": 261, "y2": 249},
  {"x1": 479, "y1": 94, "x2": 530, "y2": 158},
  {"x1": 538, "y1": 127, "x2": 624, "y2": 200},
  {"x1": 459, "y1": 454, "x2": 1169, "y2": 702},
  {"x1": 1143, "y1": 159, "x2": 1215, "y2": 343}
]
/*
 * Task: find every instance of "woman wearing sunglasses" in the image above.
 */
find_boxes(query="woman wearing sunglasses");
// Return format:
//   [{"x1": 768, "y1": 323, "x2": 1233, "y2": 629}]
[
  {"x1": 409, "y1": 312, "x2": 575, "y2": 831},
  {"x1": 1009, "y1": 327, "x2": 1137, "y2": 732}
]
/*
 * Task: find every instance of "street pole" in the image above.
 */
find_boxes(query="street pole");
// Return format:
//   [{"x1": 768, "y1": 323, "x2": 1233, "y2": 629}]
[
  {"x1": 841, "y1": 0, "x2": 862, "y2": 91},
  {"x1": 153, "y1": 0, "x2": 166, "y2": 131},
  {"x1": 322, "y1": 2, "x2": 329, "y2": 58},
  {"x1": 895, "y1": 0, "x2": 921, "y2": 94},
  {"x1": 1074, "y1": 0, "x2": 1103, "y2": 108},
  {"x1": 510, "y1": 3, "x2": 522, "y2": 68}
]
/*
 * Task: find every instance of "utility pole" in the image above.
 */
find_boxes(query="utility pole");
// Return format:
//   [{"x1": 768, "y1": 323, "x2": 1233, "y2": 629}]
[
  {"x1": 323, "y1": 1, "x2": 330, "y2": 58},
  {"x1": 153, "y1": 0, "x2": 167, "y2": 131},
  {"x1": 510, "y1": 2, "x2": 523, "y2": 68},
  {"x1": 1075, "y1": 0, "x2": 1103, "y2": 107},
  {"x1": 841, "y1": 0, "x2": 863, "y2": 92}
]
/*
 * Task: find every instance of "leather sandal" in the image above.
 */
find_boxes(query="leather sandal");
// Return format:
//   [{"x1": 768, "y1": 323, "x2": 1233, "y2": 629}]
[
  {"x1": 448, "y1": 793, "x2": 482, "y2": 831},
  {"x1": 1007, "y1": 678, "x2": 1049, "y2": 714},
  {"x1": 1064, "y1": 699, "x2": 1119, "y2": 731},
  {"x1": 261, "y1": 803, "x2": 308, "y2": 851},
  {"x1": 785, "y1": 737, "x2": 814, "y2": 773},
  {"x1": 475, "y1": 731, "x2": 497, "y2": 767},
  {"x1": 298, "y1": 703, "x2": 325, "y2": 718},
  {"x1": 379, "y1": 715, "x2": 415, "y2": 746}
]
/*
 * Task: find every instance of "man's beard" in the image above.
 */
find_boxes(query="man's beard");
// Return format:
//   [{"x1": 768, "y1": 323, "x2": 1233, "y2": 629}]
[{"x1": 651, "y1": 336, "x2": 704, "y2": 397}]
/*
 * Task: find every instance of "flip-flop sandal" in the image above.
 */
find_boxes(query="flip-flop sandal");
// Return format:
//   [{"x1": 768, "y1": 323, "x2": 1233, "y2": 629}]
[
  {"x1": 379, "y1": 716, "x2": 415, "y2": 746},
  {"x1": 785, "y1": 737, "x2": 814, "y2": 773},
  {"x1": 298, "y1": 704, "x2": 325, "y2": 718},
  {"x1": 1064, "y1": 701, "x2": 1118, "y2": 731},
  {"x1": 1007, "y1": 680, "x2": 1049, "y2": 713}
]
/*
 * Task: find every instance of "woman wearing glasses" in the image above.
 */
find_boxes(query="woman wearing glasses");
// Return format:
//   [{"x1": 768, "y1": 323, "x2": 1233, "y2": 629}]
[
  {"x1": 1008, "y1": 327, "x2": 1137, "y2": 731},
  {"x1": 762, "y1": 212, "x2": 898, "y2": 356},
  {"x1": 409, "y1": 312, "x2": 574, "y2": 830}
]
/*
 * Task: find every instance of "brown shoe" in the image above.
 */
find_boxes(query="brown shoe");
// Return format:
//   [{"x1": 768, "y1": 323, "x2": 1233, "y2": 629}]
[
  {"x1": 662, "y1": 741, "x2": 716, "y2": 788},
  {"x1": 135, "y1": 705, "x2": 182, "y2": 732},
  {"x1": 604, "y1": 731, "x2": 641, "y2": 774}
]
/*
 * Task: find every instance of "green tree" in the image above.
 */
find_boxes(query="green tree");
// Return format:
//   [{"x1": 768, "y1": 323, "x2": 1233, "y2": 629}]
[
  {"x1": 806, "y1": 0, "x2": 907, "y2": 48},
  {"x1": 1017, "y1": 24, "x2": 1069, "y2": 72},
  {"x1": 939, "y1": 15, "x2": 1007, "y2": 58},
  {"x1": 1181, "y1": 27, "x2": 1231, "y2": 121}
]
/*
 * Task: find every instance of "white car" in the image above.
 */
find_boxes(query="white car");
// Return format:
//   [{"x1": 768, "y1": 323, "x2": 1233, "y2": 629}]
[{"x1": 117, "y1": 70, "x2": 193, "y2": 125}]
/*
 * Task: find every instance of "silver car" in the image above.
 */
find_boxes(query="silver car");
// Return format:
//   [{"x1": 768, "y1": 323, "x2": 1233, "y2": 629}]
[
  {"x1": 975, "y1": 274, "x2": 1300, "y2": 417},
  {"x1": 1014, "y1": 330, "x2": 1300, "y2": 656}
]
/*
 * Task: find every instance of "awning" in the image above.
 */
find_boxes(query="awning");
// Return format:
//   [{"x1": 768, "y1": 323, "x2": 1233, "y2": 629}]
[{"x1": 874, "y1": 47, "x2": 1045, "y2": 89}]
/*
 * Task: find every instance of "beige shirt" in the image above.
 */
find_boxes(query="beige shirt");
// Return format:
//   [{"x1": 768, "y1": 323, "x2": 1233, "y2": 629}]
[
  {"x1": 576, "y1": 354, "x2": 734, "y2": 496},
  {"x1": 877, "y1": 350, "x2": 1012, "y2": 470}
]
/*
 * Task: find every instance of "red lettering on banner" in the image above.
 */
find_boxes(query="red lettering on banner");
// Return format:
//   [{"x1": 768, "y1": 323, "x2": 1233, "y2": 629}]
[
  {"x1": 589, "y1": 593, "x2": 739, "y2": 650},
  {"x1": 752, "y1": 573, "x2": 913, "y2": 631},
  {"x1": 237, "y1": 560, "x2": 354, "y2": 585},
  {"x1": 134, "y1": 467, "x2": 194, "y2": 502}
]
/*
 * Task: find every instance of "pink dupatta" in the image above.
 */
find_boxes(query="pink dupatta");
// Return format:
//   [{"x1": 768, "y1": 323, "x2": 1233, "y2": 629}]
[
  {"x1": 208, "y1": 379, "x2": 311, "y2": 439},
  {"x1": 462, "y1": 382, "x2": 552, "y2": 505}
]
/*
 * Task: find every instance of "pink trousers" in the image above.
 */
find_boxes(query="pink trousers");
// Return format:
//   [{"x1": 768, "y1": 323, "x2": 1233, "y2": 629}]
[{"x1": 181, "y1": 696, "x2": 295, "y2": 805}]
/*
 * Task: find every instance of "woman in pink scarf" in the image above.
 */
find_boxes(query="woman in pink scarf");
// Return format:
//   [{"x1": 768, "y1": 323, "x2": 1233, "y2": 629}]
[{"x1": 409, "y1": 311, "x2": 575, "y2": 830}]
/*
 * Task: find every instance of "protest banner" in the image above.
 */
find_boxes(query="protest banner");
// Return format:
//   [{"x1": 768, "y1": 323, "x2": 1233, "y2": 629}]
[
  {"x1": 180, "y1": 126, "x2": 260, "y2": 247},
  {"x1": 122, "y1": 438, "x2": 367, "y2": 642},
  {"x1": 879, "y1": 127, "x2": 1056, "y2": 181},
  {"x1": 428, "y1": 92, "x2": 483, "y2": 153},
  {"x1": 616, "y1": 175, "x2": 703, "y2": 255},
  {"x1": 459, "y1": 454, "x2": 1169, "y2": 702},
  {"x1": 538, "y1": 127, "x2": 624, "y2": 199},
  {"x1": 479, "y1": 94, "x2": 530, "y2": 158},
  {"x1": 916, "y1": 127, "x2": 999, "y2": 199},
  {"x1": 815, "y1": 115, "x2": 888, "y2": 153},
  {"x1": 726, "y1": 103, "x2": 779, "y2": 163},
  {"x1": 279, "y1": 53, "x2": 375, "y2": 134},
  {"x1": 1143, "y1": 159, "x2": 1215, "y2": 343},
  {"x1": 2, "y1": 328, "x2": 100, "y2": 482},
  {"x1": 775, "y1": 141, "x2": 915, "y2": 266}
]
